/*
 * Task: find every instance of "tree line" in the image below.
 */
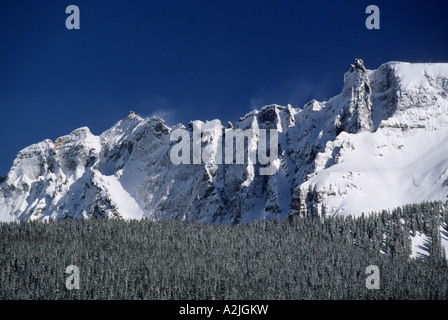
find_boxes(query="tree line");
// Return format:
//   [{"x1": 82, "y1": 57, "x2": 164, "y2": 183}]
[{"x1": 0, "y1": 201, "x2": 447, "y2": 299}]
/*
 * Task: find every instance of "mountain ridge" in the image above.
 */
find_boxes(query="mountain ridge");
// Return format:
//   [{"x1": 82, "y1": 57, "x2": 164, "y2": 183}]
[{"x1": 1, "y1": 59, "x2": 448, "y2": 223}]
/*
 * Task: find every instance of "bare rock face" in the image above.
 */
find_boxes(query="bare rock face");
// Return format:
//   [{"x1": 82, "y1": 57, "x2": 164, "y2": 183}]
[
  {"x1": 2, "y1": 60, "x2": 448, "y2": 223},
  {"x1": 337, "y1": 59, "x2": 374, "y2": 134}
]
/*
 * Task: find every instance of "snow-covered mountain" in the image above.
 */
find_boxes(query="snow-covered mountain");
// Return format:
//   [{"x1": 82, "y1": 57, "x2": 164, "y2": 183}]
[{"x1": 1, "y1": 59, "x2": 448, "y2": 223}]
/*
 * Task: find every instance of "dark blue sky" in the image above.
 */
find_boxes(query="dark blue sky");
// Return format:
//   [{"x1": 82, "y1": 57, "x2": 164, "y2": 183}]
[{"x1": 1, "y1": 0, "x2": 448, "y2": 175}]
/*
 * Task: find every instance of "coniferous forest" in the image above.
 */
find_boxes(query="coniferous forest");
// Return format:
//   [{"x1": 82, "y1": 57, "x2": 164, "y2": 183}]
[{"x1": 1, "y1": 201, "x2": 448, "y2": 300}]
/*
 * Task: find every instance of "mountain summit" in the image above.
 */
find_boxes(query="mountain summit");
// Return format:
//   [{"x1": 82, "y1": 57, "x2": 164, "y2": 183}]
[{"x1": 2, "y1": 60, "x2": 448, "y2": 223}]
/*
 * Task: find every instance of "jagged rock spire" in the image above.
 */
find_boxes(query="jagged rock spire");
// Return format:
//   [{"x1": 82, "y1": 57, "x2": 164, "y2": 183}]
[
  {"x1": 336, "y1": 59, "x2": 374, "y2": 134},
  {"x1": 350, "y1": 58, "x2": 367, "y2": 73}
]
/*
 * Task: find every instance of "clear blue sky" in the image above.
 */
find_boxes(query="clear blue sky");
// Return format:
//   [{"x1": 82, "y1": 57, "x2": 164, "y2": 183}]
[{"x1": 1, "y1": 0, "x2": 448, "y2": 176}]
